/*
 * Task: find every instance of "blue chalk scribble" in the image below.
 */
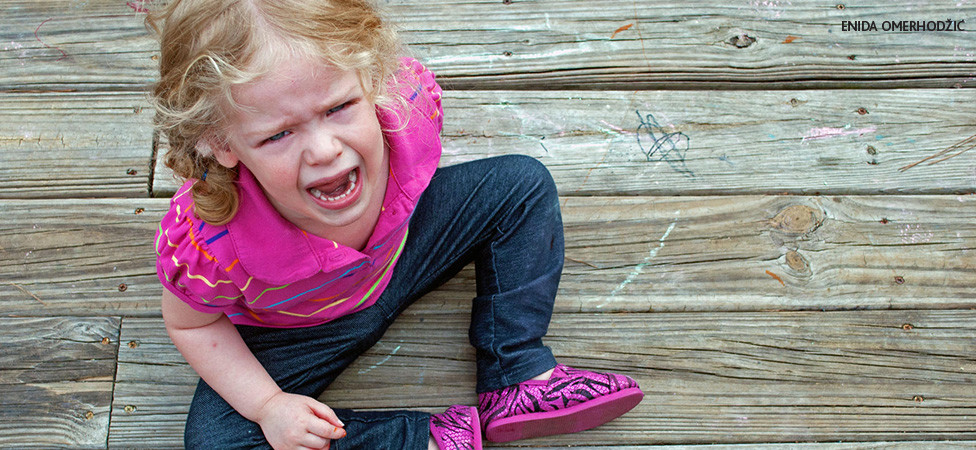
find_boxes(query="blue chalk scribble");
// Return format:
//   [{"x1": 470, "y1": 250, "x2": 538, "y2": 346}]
[{"x1": 636, "y1": 110, "x2": 693, "y2": 177}]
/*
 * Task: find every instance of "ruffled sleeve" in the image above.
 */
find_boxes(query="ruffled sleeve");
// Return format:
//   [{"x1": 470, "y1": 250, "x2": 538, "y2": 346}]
[
  {"x1": 373, "y1": 58, "x2": 444, "y2": 207},
  {"x1": 154, "y1": 183, "x2": 242, "y2": 315},
  {"x1": 407, "y1": 57, "x2": 443, "y2": 133},
  {"x1": 379, "y1": 57, "x2": 443, "y2": 134}
]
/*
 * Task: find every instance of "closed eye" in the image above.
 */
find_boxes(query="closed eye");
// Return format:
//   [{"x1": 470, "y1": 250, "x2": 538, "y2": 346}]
[
  {"x1": 265, "y1": 130, "x2": 290, "y2": 144},
  {"x1": 327, "y1": 101, "x2": 353, "y2": 116}
]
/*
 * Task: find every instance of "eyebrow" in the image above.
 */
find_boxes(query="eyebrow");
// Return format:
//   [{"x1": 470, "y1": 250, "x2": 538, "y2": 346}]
[
  {"x1": 246, "y1": 116, "x2": 299, "y2": 142},
  {"x1": 241, "y1": 77, "x2": 359, "y2": 142}
]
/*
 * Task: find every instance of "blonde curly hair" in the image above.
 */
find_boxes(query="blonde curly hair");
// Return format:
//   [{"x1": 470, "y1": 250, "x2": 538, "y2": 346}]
[{"x1": 147, "y1": 0, "x2": 403, "y2": 225}]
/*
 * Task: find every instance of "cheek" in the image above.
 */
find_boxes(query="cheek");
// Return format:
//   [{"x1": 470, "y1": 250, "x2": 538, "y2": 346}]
[
  {"x1": 364, "y1": 148, "x2": 386, "y2": 183},
  {"x1": 259, "y1": 164, "x2": 301, "y2": 192},
  {"x1": 361, "y1": 119, "x2": 387, "y2": 172}
]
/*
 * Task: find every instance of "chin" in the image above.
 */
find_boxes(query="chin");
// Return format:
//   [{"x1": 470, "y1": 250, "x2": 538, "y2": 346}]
[{"x1": 316, "y1": 198, "x2": 370, "y2": 228}]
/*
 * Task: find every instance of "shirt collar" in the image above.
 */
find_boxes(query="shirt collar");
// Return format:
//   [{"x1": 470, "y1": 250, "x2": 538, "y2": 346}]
[{"x1": 225, "y1": 165, "x2": 347, "y2": 284}]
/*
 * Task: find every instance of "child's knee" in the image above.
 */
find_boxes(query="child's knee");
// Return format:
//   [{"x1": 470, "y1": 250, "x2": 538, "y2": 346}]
[{"x1": 496, "y1": 154, "x2": 558, "y2": 199}]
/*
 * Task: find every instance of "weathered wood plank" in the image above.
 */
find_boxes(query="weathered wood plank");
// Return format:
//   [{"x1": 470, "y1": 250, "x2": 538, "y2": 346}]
[
  {"x1": 0, "y1": 199, "x2": 166, "y2": 316},
  {"x1": 2, "y1": 195, "x2": 973, "y2": 316},
  {"x1": 111, "y1": 310, "x2": 976, "y2": 447},
  {"x1": 0, "y1": 317, "x2": 119, "y2": 448},
  {"x1": 430, "y1": 194, "x2": 976, "y2": 313},
  {"x1": 395, "y1": 0, "x2": 976, "y2": 90},
  {"x1": 108, "y1": 318, "x2": 196, "y2": 449},
  {"x1": 0, "y1": 0, "x2": 157, "y2": 92},
  {"x1": 3, "y1": 0, "x2": 976, "y2": 92},
  {"x1": 0, "y1": 92, "x2": 154, "y2": 199},
  {"x1": 153, "y1": 89, "x2": 976, "y2": 197}
]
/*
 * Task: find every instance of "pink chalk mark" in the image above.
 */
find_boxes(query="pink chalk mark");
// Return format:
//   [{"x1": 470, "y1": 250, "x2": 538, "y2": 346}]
[
  {"x1": 802, "y1": 126, "x2": 876, "y2": 142},
  {"x1": 127, "y1": 1, "x2": 150, "y2": 13},
  {"x1": 35, "y1": 19, "x2": 67, "y2": 61},
  {"x1": 600, "y1": 120, "x2": 634, "y2": 135}
]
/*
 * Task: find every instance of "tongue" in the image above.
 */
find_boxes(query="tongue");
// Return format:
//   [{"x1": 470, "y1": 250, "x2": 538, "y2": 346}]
[{"x1": 318, "y1": 178, "x2": 348, "y2": 197}]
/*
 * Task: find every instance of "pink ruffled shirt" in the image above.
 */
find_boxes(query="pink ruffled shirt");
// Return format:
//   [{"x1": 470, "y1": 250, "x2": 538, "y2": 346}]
[{"x1": 155, "y1": 58, "x2": 443, "y2": 328}]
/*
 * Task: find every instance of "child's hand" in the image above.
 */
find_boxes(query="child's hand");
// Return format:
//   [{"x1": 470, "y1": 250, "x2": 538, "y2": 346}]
[{"x1": 255, "y1": 391, "x2": 346, "y2": 449}]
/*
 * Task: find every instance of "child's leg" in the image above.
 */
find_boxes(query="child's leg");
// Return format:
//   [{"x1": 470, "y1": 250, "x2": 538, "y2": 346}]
[
  {"x1": 182, "y1": 304, "x2": 432, "y2": 449},
  {"x1": 376, "y1": 155, "x2": 642, "y2": 443},
  {"x1": 375, "y1": 154, "x2": 563, "y2": 390}
]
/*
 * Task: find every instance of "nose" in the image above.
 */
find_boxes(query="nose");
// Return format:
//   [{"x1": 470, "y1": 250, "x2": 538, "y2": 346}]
[{"x1": 302, "y1": 129, "x2": 343, "y2": 166}]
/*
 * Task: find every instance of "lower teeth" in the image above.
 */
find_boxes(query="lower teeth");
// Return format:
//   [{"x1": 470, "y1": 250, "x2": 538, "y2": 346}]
[{"x1": 312, "y1": 171, "x2": 357, "y2": 202}]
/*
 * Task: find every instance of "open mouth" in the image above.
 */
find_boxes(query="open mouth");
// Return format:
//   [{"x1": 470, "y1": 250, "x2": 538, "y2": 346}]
[{"x1": 308, "y1": 168, "x2": 358, "y2": 203}]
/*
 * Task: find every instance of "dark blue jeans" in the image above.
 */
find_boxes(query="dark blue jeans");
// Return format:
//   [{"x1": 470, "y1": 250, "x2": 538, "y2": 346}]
[{"x1": 183, "y1": 155, "x2": 563, "y2": 449}]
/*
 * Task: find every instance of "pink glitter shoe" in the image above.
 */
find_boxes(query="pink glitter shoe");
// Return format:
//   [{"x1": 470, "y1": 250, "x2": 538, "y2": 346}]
[
  {"x1": 477, "y1": 364, "x2": 643, "y2": 442},
  {"x1": 429, "y1": 405, "x2": 482, "y2": 450}
]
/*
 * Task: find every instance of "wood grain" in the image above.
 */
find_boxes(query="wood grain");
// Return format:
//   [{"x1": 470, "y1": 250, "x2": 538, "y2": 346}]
[
  {"x1": 2, "y1": 195, "x2": 972, "y2": 316},
  {"x1": 2, "y1": 1, "x2": 974, "y2": 447},
  {"x1": 0, "y1": 92, "x2": 154, "y2": 199},
  {"x1": 149, "y1": 88, "x2": 976, "y2": 197},
  {"x1": 390, "y1": 0, "x2": 976, "y2": 90},
  {"x1": 110, "y1": 310, "x2": 976, "y2": 447},
  {"x1": 108, "y1": 317, "x2": 197, "y2": 449},
  {"x1": 3, "y1": 0, "x2": 976, "y2": 92},
  {"x1": 0, "y1": 317, "x2": 119, "y2": 448},
  {"x1": 0, "y1": 199, "x2": 166, "y2": 316},
  {"x1": 432, "y1": 194, "x2": 976, "y2": 313},
  {"x1": 0, "y1": 0, "x2": 157, "y2": 92}
]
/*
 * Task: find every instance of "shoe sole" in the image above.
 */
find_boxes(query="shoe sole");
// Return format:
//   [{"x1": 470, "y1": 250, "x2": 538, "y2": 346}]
[
  {"x1": 471, "y1": 406, "x2": 483, "y2": 450},
  {"x1": 483, "y1": 387, "x2": 644, "y2": 443}
]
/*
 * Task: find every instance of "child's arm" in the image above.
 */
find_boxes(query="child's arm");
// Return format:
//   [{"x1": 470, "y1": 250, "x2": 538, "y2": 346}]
[{"x1": 161, "y1": 290, "x2": 347, "y2": 448}]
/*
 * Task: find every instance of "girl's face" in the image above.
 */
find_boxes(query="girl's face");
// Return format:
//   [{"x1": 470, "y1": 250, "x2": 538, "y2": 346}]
[{"x1": 213, "y1": 56, "x2": 388, "y2": 242}]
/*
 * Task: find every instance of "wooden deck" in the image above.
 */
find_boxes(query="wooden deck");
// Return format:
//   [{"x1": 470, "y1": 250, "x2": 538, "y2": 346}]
[{"x1": 2, "y1": 0, "x2": 975, "y2": 448}]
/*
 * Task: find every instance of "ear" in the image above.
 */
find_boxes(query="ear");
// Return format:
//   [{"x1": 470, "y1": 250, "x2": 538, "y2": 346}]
[{"x1": 198, "y1": 138, "x2": 239, "y2": 169}]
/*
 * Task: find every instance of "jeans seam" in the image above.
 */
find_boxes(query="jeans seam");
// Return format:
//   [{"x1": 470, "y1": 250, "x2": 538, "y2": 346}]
[{"x1": 487, "y1": 236, "x2": 505, "y2": 387}]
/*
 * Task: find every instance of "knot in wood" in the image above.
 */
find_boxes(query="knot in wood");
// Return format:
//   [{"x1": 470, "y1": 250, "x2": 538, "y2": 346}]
[
  {"x1": 771, "y1": 205, "x2": 823, "y2": 234},
  {"x1": 785, "y1": 250, "x2": 809, "y2": 273},
  {"x1": 728, "y1": 34, "x2": 756, "y2": 48}
]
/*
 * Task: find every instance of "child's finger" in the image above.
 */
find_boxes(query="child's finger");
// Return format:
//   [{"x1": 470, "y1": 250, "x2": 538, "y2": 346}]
[
  {"x1": 308, "y1": 418, "x2": 346, "y2": 440},
  {"x1": 308, "y1": 400, "x2": 344, "y2": 428}
]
